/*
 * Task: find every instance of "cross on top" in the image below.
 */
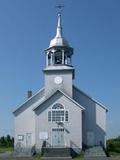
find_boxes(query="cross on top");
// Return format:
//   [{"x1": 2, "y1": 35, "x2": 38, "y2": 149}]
[{"x1": 56, "y1": 4, "x2": 64, "y2": 14}]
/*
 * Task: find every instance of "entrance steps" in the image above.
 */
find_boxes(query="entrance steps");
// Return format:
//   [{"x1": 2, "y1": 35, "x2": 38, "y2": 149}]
[
  {"x1": 13, "y1": 148, "x2": 32, "y2": 157},
  {"x1": 41, "y1": 158, "x2": 72, "y2": 160},
  {"x1": 84, "y1": 146, "x2": 106, "y2": 158},
  {"x1": 13, "y1": 146, "x2": 35, "y2": 157},
  {"x1": 41, "y1": 148, "x2": 72, "y2": 160}
]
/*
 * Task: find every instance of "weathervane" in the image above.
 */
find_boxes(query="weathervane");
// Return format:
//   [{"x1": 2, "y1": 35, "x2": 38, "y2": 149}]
[{"x1": 55, "y1": 4, "x2": 64, "y2": 14}]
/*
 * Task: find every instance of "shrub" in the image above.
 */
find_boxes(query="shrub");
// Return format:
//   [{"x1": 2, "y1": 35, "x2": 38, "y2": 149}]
[
  {"x1": 107, "y1": 136, "x2": 120, "y2": 153},
  {"x1": 0, "y1": 135, "x2": 14, "y2": 148}
]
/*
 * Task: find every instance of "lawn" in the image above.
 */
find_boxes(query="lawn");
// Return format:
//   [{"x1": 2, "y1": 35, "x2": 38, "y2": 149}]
[
  {"x1": 0, "y1": 147, "x2": 13, "y2": 153},
  {"x1": 108, "y1": 151, "x2": 120, "y2": 157},
  {"x1": 73, "y1": 152, "x2": 84, "y2": 160},
  {"x1": 33, "y1": 152, "x2": 43, "y2": 159},
  {"x1": 73, "y1": 155, "x2": 84, "y2": 160}
]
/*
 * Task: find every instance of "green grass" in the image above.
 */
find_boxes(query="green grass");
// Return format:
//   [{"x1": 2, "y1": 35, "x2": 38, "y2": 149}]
[
  {"x1": 73, "y1": 151, "x2": 84, "y2": 160},
  {"x1": 108, "y1": 151, "x2": 120, "y2": 157},
  {"x1": 0, "y1": 147, "x2": 13, "y2": 153},
  {"x1": 73, "y1": 156, "x2": 84, "y2": 160},
  {"x1": 33, "y1": 152, "x2": 43, "y2": 159}
]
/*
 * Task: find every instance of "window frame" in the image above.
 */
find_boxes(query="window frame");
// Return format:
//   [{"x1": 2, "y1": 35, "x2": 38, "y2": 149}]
[{"x1": 48, "y1": 103, "x2": 69, "y2": 122}]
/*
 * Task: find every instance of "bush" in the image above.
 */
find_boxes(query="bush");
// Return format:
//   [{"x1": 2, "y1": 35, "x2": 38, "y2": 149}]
[
  {"x1": 0, "y1": 135, "x2": 14, "y2": 148},
  {"x1": 107, "y1": 136, "x2": 120, "y2": 153}
]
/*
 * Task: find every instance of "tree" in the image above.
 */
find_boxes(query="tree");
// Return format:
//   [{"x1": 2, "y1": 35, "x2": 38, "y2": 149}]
[
  {"x1": 6, "y1": 135, "x2": 11, "y2": 147},
  {"x1": 107, "y1": 136, "x2": 120, "y2": 153},
  {"x1": 0, "y1": 136, "x2": 7, "y2": 147},
  {"x1": 0, "y1": 135, "x2": 14, "y2": 148},
  {"x1": 11, "y1": 137, "x2": 14, "y2": 147}
]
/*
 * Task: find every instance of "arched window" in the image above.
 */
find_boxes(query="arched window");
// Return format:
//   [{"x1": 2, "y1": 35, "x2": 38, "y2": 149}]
[
  {"x1": 52, "y1": 103, "x2": 64, "y2": 109},
  {"x1": 48, "y1": 103, "x2": 68, "y2": 122}
]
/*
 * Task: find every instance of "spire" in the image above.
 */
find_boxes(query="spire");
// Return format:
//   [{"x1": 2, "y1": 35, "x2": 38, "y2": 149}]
[
  {"x1": 56, "y1": 14, "x2": 62, "y2": 37},
  {"x1": 46, "y1": 13, "x2": 73, "y2": 68},
  {"x1": 49, "y1": 13, "x2": 69, "y2": 48}
]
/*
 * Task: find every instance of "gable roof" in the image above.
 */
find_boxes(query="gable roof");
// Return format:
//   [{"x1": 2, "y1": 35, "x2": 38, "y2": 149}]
[
  {"x1": 13, "y1": 84, "x2": 107, "y2": 115},
  {"x1": 33, "y1": 89, "x2": 85, "y2": 111},
  {"x1": 73, "y1": 85, "x2": 108, "y2": 112},
  {"x1": 13, "y1": 88, "x2": 45, "y2": 115}
]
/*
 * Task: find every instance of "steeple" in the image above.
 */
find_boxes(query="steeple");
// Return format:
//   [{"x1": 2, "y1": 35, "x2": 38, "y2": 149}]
[
  {"x1": 45, "y1": 14, "x2": 73, "y2": 67},
  {"x1": 44, "y1": 14, "x2": 75, "y2": 97}
]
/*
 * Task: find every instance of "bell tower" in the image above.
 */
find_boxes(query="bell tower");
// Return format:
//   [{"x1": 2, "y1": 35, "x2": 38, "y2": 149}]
[{"x1": 43, "y1": 14, "x2": 75, "y2": 97}]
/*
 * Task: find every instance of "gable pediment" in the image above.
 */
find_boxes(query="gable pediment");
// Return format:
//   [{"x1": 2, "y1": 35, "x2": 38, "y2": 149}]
[{"x1": 33, "y1": 89, "x2": 85, "y2": 114}]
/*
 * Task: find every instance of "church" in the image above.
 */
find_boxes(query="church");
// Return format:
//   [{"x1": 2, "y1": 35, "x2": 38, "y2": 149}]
[{"x1": 13, "y1": 14, "x2": 107, "y2": 155}]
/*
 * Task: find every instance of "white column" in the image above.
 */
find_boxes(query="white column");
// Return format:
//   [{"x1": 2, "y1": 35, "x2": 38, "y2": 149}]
[
  {"x1": 52, "y1": 49, "x2": 56, "y2": 65},
  {"x1": 46, "y1": 52, "x2": 48, "y2": 66},
  {"x1": 51, "y1": 53, "x2": 53, "y2": 65},
  {"x1": 52, "y1": 53, "x2": 55, "y2": 65},
  {"x1": 70, "y1": 56, "x2": 72, "y2": 65},
  {"x1": 65, "y1": 55, "x2": 67, "y2": 64},
  {"x1": 62, "y1": 50, "x2": 64, "y2": 64}
]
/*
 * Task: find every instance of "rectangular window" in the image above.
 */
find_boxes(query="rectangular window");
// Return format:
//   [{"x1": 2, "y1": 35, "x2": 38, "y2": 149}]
[
  {"x1": 65, "y1": 111, "x2": 68, "y2": 121},
  {"x1": 48, "y1": 110, "x2": 68, "y2": 122},
  {"x1": 18, "y1": 135, "x2": 24, "y2": 141},
  {"x1": 48, "y1": 111, "x2": 51, "y2": 121},
  {"x1": 52, "y1": 110, "x2": 64, "y2": 122}
]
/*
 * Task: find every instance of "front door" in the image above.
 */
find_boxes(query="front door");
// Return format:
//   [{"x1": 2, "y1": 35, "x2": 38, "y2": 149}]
[
  {"x1": 52, "y1": 128, "x2": 64, "y2": 147},
  {"x1": 87, "y1": 132, "x2": 94, "y2": 146}
]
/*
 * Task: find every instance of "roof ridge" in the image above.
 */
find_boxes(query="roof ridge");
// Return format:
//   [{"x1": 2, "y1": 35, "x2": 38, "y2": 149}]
[{"x1": 33, "y1": 89, "x2": 85, "y2": 111}]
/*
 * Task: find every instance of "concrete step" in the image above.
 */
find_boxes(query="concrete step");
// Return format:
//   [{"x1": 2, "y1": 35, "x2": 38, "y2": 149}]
[
  {"x1": 13, "y1": 146, "x2": 35, "y2": 157},
  {"x1": 43, "y1": 148, "x2": 71, "y2": 157},
  {"x1": 41, "y1": 157, "x2": 72, "y2": 160},
  {"x1": 84, "y1": 146, "x2": 106, "y2": 157}
]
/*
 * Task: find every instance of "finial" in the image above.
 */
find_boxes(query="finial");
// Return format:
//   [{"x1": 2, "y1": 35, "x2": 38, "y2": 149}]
[{"x1": 57, "y1": 13, "x2": 61, "y2": 28}]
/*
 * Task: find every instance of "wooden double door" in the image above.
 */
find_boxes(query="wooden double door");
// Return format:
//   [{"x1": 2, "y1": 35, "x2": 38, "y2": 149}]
[{"x1": 52, "y1": 128, "x2": 64, "y2": 147}]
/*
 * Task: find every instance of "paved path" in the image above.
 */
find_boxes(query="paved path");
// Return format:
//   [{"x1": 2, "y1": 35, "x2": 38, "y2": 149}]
[
  {"x1": 0, "y1": 152, "x2": 33, "y2": 160},
  {"x1": 0, "y1": 158, "x2": 33, "y2": 160},
  {"x1": 0, "y1": 152, "x2": 12, "y2": 159},
  {"x1": 0, "y1": 156, "x2": 33, "y2": 160},
  {"x1": 85, "y1": 157, "x2": 120, "y2": 160},
  {"x1": 1, "y1": 157, "x2": 120, "y2": 160},
  {"x1": 0, "y1": 153, "x2": 120, "y2": 160},
  {"x1": 84, "y1": 146, "x2": 106, "y2": 157}
]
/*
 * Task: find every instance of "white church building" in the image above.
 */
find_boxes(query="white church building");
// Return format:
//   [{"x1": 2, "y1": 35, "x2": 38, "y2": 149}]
[{"x1": 13, "y1": 14, "x2": 107, "y2": 155}]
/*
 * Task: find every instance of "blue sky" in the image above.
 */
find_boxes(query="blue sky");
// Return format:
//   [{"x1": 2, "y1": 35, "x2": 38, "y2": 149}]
[{"x1": 0, "y1": 0, "x2": 120, "y2": 138}]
